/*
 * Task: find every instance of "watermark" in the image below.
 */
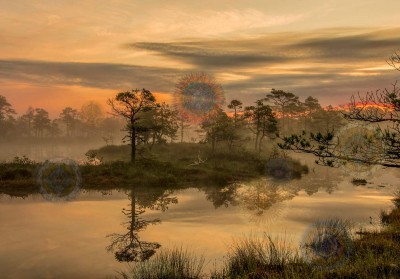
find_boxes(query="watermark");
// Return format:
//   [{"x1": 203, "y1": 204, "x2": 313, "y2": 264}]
[
  {"x1": 37, "y1": 157, "x2": 82, "y2": 201},
  {"x1": 265, "y1": 158, "x2": 294, "y2": 181},
  {"x1": 238, "y1": 179, "x2": 292, "y2": 226},
  {"x1": 174, "y1": 72, "x2": 224, "y2": 123},
  {"x1": 301, "y1": 219, "x2": 352, "y2": 271},
  {"x1": 237, "y1": 157, "x2": 304, "y2": 225},
  {"x1": 336, "y1": 123, "x2": 383, "y2": 179}
]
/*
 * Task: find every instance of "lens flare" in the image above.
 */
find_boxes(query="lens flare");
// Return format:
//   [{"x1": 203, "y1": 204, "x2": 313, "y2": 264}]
[
  {"x1": 301, "y1": 219, "x2": 352, "y2": 270},
  {"x1": 265, "y1": 158, "x2": 294, "y2": 181},
  {"x1": 174, "y1": 72, "x2": 224, "y2": 123},
  {"x1": 336, "y1": 123, "x2": 384, "y2": 178},
  {"x1": 37, "y1": 157, "x2": 81, "y2": 201},
  {"x1": 237, "y1": 179, "x2": 293, "y2": 226}
]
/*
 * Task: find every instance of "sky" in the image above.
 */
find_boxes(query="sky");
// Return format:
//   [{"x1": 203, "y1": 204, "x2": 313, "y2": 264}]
[{"x1": 1, "y1": 0, "x2": 400, "y2": 116}]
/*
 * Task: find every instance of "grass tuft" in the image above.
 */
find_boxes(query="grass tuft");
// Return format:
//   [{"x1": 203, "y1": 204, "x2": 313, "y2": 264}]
[
  {"x1": 123, "y1": 247, "x2": 205, "y2": 279},
  {"x1": 222, "y1": 234, "x2": 304, "y2": 278}
]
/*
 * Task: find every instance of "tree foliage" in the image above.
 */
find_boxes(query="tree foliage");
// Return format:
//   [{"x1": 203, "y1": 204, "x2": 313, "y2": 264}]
[
  {"x1": 279, "y1": 55, "x2": 400, "y2": 169},
  {"x1": 265, "y1": 89, "x2": 299, "y2": 119},
  {"x1": 304, "y1": 96, "x2": 322, "y2": 114},
  {"x1": 33, "y1": 108, "x2": 51, "y2": 138},
  {"x1": 244, "y1": 100, "x2": 278, "y2": 153},
  {"x1": 201, "y1": 108, "x2": 234, "y2": 153},
  {"x1": 59, "y1": 107, "x2": 80, "y2": 137},
  {"x1": 228, "y1": 99, "x2": 243, "y2": 128},
  {"x1": 107, "y1": 88, "x2": 157, "y2": 163},
  {"x1": 0, "y1": 95, "x2": 15, "y2": 121}
]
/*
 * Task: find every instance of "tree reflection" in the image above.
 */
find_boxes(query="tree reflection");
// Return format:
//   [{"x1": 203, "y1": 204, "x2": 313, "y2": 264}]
[
  {"x1": 204, "y1": 184, "x2": 239, "y2": 208},
  {"x1": 237, "y1": 180, "x2": 295, "y2": 224},
  {"x1": 106, "y1": 188, "x2": 177, "y2": 262},
  {"x1": 295, "y1": 166, "x2": 340, "y2": 196},
  {"x1": 239, "y1": 182, "x2": 293, "y2": 212},
  {"x1": 203, "y1": 165, "x2": 343, "y2": 225}
]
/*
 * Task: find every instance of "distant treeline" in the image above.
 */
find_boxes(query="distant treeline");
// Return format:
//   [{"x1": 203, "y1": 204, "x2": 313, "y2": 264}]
[
  {"x1": 0, "y1": 98, "x2": 124, "y2": 144},
  {"x1": 0, "y1": 89, "x2": 345, "y2": 153}
]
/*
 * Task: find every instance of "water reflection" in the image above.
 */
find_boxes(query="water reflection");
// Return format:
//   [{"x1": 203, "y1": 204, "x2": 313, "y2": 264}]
[
  {"x1": 103, "y1": 165, "x2": 343, "y2": 263},
  {"x1": 202, "y1": 166, "x2": 343, "y2": 226},
  {"x1": 0, "y1": 166, "x2": 396, "y2": 278},
  {"x1": 106, "y1": 188, "x2": 177, "y2": 262},
  {"x1": 237, "y1": 180, "x2": 294, "y2": 225},
  {"x1": 203, "y1": 183, "x2": 239, "y2": 208}
]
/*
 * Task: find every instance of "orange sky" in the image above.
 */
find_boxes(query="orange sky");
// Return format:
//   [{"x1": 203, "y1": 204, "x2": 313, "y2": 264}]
[
  {"x1": 2, "y1": 82, "x2": 172, "y2": 117},
  {"x1": 1, "y1": 1, "x2": 400, "y2": 117}
]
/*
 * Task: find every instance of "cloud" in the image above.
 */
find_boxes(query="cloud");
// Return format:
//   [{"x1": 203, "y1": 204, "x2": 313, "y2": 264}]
[
  {"x1": 2, "y1": 28, "x2": 400, "y2": 107},
  {"x1": 130, "y1": 28, "x2": 400, "y2": 69},
  {"x1": 223, "y1": 70, "x2": 399, "y2": 106},
  {"x1": 131, "y1": 42, "x2": 285, "y2": 69},
  {"x1": 144, "y1": 9, "x2": 304, "y2": 37},
  {"x1": 127, "y1": 27, "x2": 400, "y2": 105},
  {"x1": 0, "y1": 60, "x2": 183, "y2": 91},
  {"x1": 294, "y1": 32, "x2": 400, "y2": 61}
]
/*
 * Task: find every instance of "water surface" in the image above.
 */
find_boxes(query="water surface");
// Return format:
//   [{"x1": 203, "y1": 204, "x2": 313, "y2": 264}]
[{"x1": 0, "y1": 164, "x2": 398, "y2": 278}]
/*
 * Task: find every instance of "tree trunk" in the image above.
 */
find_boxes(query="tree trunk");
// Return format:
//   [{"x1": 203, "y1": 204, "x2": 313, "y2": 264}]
[
  {"x1": 180, "y1": 119, "x2": 184, "y2": 143},
  {"x1": 212, "y1": 136, "x2": 216, "y2": 154},
  {"x1": 228, "y1": 138, "x2": 233, "y2": 151},
  {"x1": 258, "y1": 134, "x2": 265, "y2": 154},
  {"x1": 150, "y1": 132, "x2": 156, "y2": 151},
  {"x1": 234, "y1": 107, "x2": 237, "y2": 128},
  {"x1": 131, "y1": 125, "x2": 136, "y2": 163},
  {"x1": 255, "y1": 129, "x2": 260, "y2": 151},
  {"x1": 282, "y1": 106, "x2": 286, "y2": 135}
]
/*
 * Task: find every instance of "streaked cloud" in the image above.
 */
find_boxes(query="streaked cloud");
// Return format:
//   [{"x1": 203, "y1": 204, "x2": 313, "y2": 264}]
[
  {"x1": 1, "y1": 0, "x2": 400, "y2": 109},
  {"x1": 143, "y1": 9, "x2": 305, "y2": 37},
  {"x1": 2, "y1": 27, "x2": 398, "y2": 109},
  {"x1": 131, "y1": 28, "x2": 400, "y2": 68},
  {"x1": 0, "y1": 60, "x2": 183, "y2": 91},
  {"x1": 129, "y1": 28, "x2": 400, "y2": 104}
]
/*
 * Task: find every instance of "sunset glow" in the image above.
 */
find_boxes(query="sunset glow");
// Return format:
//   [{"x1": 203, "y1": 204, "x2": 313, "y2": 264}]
[
  {"x1": 1, "y1": 1, "x2": 400, "y2": 115},
  {"x1": 1, "y1": 2, "x2": 400, "y2": 279}
]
